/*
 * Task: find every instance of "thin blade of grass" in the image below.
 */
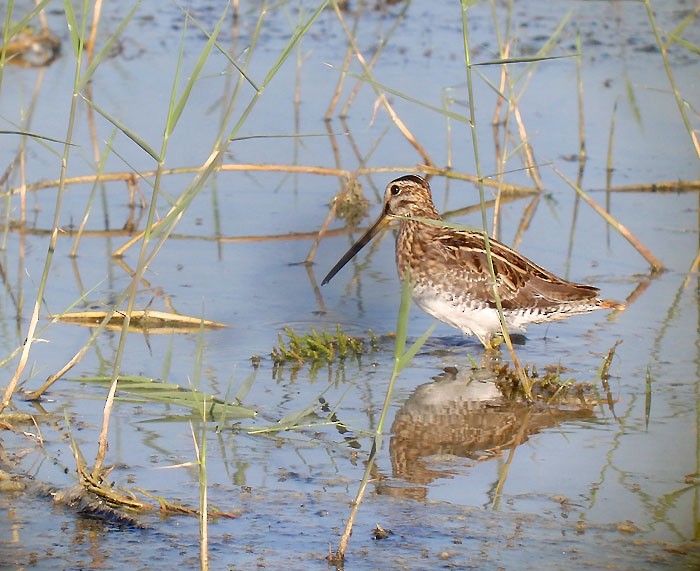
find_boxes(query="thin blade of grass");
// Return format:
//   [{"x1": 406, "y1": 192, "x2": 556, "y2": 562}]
[
  {"x1": 73, "y1": 376, "x2": 257, "y2": 419},
  {"x1": 665, "y1": 5, "x2": 700, "y2": 52},
  {"x1": 393, "y1": 273, "x2": 413, "y2": 360},
  {"x1": 460, "y1": 0, "x2": 531, "y2": 395},
  {"x1": 234, "y1": 370, "x2": 258, "y2": 404},
  {"x1": 328, "y1": 67, "x2": 471, "y2": 125},
  {"x1": 0, "y1": 130, "x2": 75, "y2": 145},
  {"x1": 262, "y1": 0, "x2": 329, "y2": 88},
  {"x1": 63, "y1": 0, "x2": 81, "y2": 58},
  {"x1": 7, "y1": 0, "x2": 52, "y2": 39},
  {"x1": 80, "y1": 95, "x2": 160, "y2": 161},
  {"x1": 554, "y1": 165, "x2": 665, "y2": 271},
  {"x1": 645, "y1": 366, "x2": 652, "y2": 430},
  {"x1": 396, "y1": 323, "x2": 437, "y2": 370},
  {"x1": 642, "y1": 0, "x2": 700, "y2": 157},
  {"x1": 670, "y1": 35, "x2": 700, "y2": 56},
  {"x1": 79, "y1": 1, "x2": 141, "y2": 90},
  {"x1": 2, "y1": 0, "x2": 89, "y2": 412},
  {"x1": 167, "y1": 5, "x2": 229, "y2": 136},
  {"x1": 275, "y1": 383, "x2": 335, "y2": 429},
  {"x1": 186, "y1": 7, "x2": 259, "y2": 92},
  {"x1": 624, "y1": 74, "x2": 642, "y2": 127},
  {"x1": 472, "y1": 53, "x2": 576, "y2": 66}
]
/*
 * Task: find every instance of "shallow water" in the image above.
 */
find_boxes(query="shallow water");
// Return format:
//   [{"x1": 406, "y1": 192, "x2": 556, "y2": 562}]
[{"x1": 1, "y1": 0, "x2": 699, "y2": 569}]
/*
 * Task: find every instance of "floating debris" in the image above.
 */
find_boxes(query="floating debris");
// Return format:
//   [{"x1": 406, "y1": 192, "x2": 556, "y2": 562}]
[{"x1": 53, "y1": 309, "x2": 227, "y2": 333}]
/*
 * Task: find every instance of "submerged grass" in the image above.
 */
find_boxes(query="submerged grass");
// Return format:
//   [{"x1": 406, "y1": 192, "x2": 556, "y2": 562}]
[{"x1": 70, "y1": 375, "x2": 256, "y2": 420}]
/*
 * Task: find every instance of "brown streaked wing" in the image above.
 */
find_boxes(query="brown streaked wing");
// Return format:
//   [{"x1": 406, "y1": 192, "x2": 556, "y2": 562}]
[{"x1": 418, "y1": 228, "x2": 599, "y2": 310}]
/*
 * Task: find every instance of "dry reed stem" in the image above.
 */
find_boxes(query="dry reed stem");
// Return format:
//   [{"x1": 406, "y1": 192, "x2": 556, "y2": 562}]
[
  {"x1": 327, "y1": 3, "x2": 360, "y2": 120},
  {"x1": 511, "y1": 101, "x2": 543, "y2": 191},
  {"x1": 491, "y1": 41, "x2": 512, "y2": 239},
  {"x1": 37, "y1": 0, "x2": 50, "y2": 32},
  {"x1": 331, "y1": 1, "x2": 434, "y2": 167},
  {"x1": 7, "y1": 163, "x2": 538, "y2": 197},
  {"x1": 305, "y1": 175, "x2": 354, "y2": 264},
  {"x1": 338, "y1": 1, "x2": 409, "y2": 119},
  {"x1": 554, "y1": 166, "x2": 665, "y2": 272},
  {"x1": 85, "y1": 0, "x2": 103, "y2": 56},
  {"x1": 4, "y1": 221, "x2": 362, "y2": 243},
  {"x1": 9, "y1": 167, "x2": 532, "y2": 258},
  {"x1": 511, "y1": 193, "x2": 541, "y2": 249},
  {"x1": 690, "y1": 248, "x2": 700, "y2": 274},
  {"x1": 325, "y1": 44, "x2": 352, "y2": 120}
]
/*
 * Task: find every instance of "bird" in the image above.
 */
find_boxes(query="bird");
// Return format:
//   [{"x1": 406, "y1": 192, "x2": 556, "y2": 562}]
[{"x1": 322, "y1": 174, "x2": 621, "y2": 348}]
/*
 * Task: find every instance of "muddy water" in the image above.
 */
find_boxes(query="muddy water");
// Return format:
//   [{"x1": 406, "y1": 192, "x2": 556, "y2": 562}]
[{"x1": 1, "y1": 1, "x2": 699, "y2": 569}]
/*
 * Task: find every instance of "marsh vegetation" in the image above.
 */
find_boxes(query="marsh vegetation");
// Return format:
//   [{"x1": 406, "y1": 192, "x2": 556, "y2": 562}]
[{"x1": 0, "y1": 1, "x2": 699, "y2": 569}]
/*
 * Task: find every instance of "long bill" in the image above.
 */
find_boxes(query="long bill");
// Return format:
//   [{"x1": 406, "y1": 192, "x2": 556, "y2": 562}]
[{"x1": 321, "y1": 209, "x2": 391, "y2": 286}]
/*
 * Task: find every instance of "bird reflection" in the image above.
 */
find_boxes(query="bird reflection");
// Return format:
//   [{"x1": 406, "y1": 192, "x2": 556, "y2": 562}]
[{"x1": 384, "y1": 366, "x2": 595, "y2": 498}]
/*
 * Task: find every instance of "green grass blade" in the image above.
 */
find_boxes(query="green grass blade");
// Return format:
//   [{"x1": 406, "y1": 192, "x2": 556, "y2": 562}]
[
  {"x1": 63, "y1": 0, "x2": 81, "y2": 58},
  {"x1": 624, "y1": 74, "x2": 642, "y2": 127},
  {"x1": 81, "y1": 95, "x2": 160, "y2": 161},
  {"x1": 168, "y1": 5, "x2": 229, "y2": 136},
  {"x1": 393, "y1": 273, "x2": 413, "y2": 361},
  {"x1": 645, "y1": 366, "x2": 652, "y2": 430},
  {"x1": 0, "y1": 130, "x2": 76, "y2": 146},
  {"x1": 262, "y1": 0, "x2": 329, "y2": 88},
  {"x1": 396, "y1": 323, "x2": 437, "y2": 370},
  {"x1": 7, "y1": 0, "x2": 52, "y2": 38},
  {"x1": 671, "y1": 35, "x2": 700, "y2": 56},
  {"x1": 472, "y1": 53, "x2": 576, "y2": 66},
  {"x1": 187, "y1": 9, "x2": 259, "y2": 92},
  {"x1": 333, "y1": 68, "x2": 471, "y2": 125},
  {"x1": 79, "y1": 1, "x2": 141, "y2": 90},
  {"x1": 71, "y1": 376, "x2": 257, "y2": 419},
  {"x1": 666, "y1": 7, "x2": 700, "y2": 54}
]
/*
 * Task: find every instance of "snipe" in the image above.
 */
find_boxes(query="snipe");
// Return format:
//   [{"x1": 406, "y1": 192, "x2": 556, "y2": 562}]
[{"x1": 322, "y1": 174, "x2": 621, "y2": 348}]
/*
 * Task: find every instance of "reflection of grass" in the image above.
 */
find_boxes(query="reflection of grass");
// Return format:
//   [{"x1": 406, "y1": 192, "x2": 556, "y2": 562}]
[{"x1": 332, "y1": 275, "x2": 436, "y2": 563}]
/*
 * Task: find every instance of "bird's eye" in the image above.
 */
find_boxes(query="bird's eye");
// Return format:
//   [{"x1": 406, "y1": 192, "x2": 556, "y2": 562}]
[{"x1": 390, "y1": 184, "x2": 400, "y2": 196}]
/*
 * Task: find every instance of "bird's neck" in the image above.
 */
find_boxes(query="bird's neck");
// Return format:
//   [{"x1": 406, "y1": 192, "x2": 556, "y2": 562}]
[{"x1": 395, "y1": 214, "x2": 441, "y2": 281}]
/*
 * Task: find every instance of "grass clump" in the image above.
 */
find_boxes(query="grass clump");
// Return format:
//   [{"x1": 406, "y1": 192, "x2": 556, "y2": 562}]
[
  {"x1": 494, "y1": 362, "x2": 595, "y2": 405},
  {"x1": 334, "y1": 179, "x2": 370, "y2": 227},
  {"x1": 271, "y1": 325, "x2": 375, "y2": 365}
]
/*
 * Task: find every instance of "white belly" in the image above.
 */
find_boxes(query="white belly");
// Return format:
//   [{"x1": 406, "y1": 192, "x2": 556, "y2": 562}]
[{"x1": 411, "y1": 284, "x2": 513, "y2": 345}]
